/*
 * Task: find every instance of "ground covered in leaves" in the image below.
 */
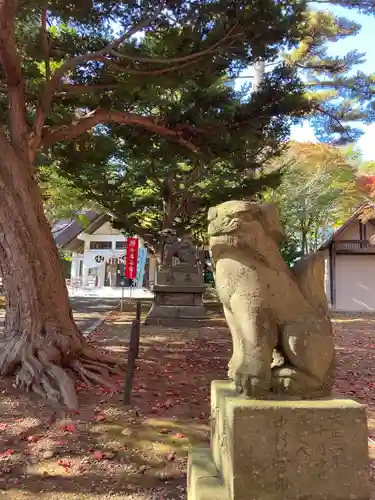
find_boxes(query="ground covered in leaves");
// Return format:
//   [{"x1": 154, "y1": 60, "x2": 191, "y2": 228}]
[{"x1": 0, "y1": 304, "x2": 373, "y2": 500}]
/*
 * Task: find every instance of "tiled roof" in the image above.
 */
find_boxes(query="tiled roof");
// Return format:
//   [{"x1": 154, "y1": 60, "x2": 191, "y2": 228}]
[{"x1": 52, "y1": 211, "x2": 102, "y2": 249}]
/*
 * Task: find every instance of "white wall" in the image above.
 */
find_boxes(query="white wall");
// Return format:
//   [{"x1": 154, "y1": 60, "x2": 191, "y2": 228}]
[
  {"x1": 324, "y1": 218, "x2": 375, "y2": 311},
  {"x1": 71, "y1": 253, "x2": 84, "y2": 283},
  {"x1": 93, "y1": 221, "x2": 122, "y2": 236},
  {"x1": 335, "y1": 254, "x2": 375, "y2": 311}
]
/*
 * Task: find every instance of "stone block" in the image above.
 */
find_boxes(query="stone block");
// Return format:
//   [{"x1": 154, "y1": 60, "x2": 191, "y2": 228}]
[
  {"x1": 145, "y1": 265, "x2": 206, "y2": 326},
  {"x1": 145, "y1": 317, "x2": 209, "y2": 327},
  {"x1": 188, "y1": 448, "x2": 229, "y2": 500},
  {"x1": 152, "y1": 286, "x2": 205, "y2": 296},
  {"x1": 156, "y1": 265, "x2": 204, "y2": 287},
  {"x1": 147, "y1": 304, "x2": 206, "y2": 319},
  {"x1": 211, "y1": 380, "x2": 370, "y2": 500},
  {"x1": 145, "y1": 302, "x2": 207, "y2": 326},
  {"x1": 163, "y1": 293, "x2": 195, "y2": 306}
]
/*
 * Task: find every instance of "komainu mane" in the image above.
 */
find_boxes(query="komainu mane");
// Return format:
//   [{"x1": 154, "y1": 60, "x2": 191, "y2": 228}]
[{"x1": 208, "y1": 200, "x2": 334, "y2": 398}]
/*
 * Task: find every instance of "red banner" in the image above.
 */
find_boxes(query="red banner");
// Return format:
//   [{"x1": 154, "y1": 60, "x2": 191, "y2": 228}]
[{"x1": 125, "y1": 237, "x2": 139, "y2": 280}]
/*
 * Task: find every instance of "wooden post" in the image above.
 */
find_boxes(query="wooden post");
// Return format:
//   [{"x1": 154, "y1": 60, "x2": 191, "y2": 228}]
[
  {"x1": 135, "y1": 300, "x2": 141, "y2": 358},
  {"x1": 123, "y1": 301, "x2": 141, "y2": 405},
  {"x1": 330, "y1": 245, "x2": 336, "y2": 308},
  {"x1": 121, "y1": 283, "x2": 125, "y2": 312}
]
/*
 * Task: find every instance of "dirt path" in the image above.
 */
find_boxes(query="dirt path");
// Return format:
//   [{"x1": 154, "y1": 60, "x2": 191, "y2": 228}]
[
  {"x1": 0, "y1": 306, "x2": 372, "y2": 500},
  {"x1": 0, "y1": 297, "x2": 120, "y2": 338}
]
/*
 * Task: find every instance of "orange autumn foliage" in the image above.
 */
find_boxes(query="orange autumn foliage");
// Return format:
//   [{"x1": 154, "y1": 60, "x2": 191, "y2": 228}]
[{"x1": 357, "y1": 175, "x2": 375, "y2": 195}]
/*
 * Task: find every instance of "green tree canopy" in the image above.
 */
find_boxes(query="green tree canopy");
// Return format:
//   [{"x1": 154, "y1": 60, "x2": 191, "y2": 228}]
[
  {"x1": 30, "y1": 0, "x2": 315, "y2": 248},
  {"x1": 38, "y1": 164, "x2": 90, "y2": 224},
  {"x1": 40, "y1": 0, "x2": 375, "y2": 247}
]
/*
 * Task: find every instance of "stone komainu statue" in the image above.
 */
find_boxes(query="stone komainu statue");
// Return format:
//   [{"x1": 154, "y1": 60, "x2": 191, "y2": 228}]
[
  {"x1": 208, "y1": 200, "x2": 334, "y2": 398},
  {"x1": 160, "y1": 229, "x2": 197, "y2": 267}
]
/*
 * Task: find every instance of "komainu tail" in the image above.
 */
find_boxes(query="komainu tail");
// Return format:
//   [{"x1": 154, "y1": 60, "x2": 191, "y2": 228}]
[{"x1": 292, "y1": 252, "x2": 329, "y2": 315}]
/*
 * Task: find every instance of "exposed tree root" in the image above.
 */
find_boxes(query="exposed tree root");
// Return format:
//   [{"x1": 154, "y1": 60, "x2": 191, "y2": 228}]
[
  {"x1": 82, "y1": 345, "x2": 125, "y2": 369},
  {"x1": 0, "y1": 333, "x2": 125, "y2": 409}
]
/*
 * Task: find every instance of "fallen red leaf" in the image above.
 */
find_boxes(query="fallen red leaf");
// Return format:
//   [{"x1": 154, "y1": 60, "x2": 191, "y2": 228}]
[
  {"x1": 58, "y1": 459, "x2": 71, "y2": 472},
  {"x1": 55, "y1": 441, "x2": 68, "y2": 447},
  {"x1": 0, "y1": 449, "x2": 15, "y2": 457},
  {"x1": 94, "y1": 414, "x2": 106, "y2": 422},
  {"x1": 92, "y1": 451, "x2": 105, "y2": 460},
  {"x1": 99, "y1": 387, "x2": 118, "y2": 394},
  {"x1": 76, "y1": 383, "x2": 88, "y2": 392},
  {"x1": 0, "y1": 423, "x2": 8, "y2": 431},
  {"x1": 61, "y1": 424, "x2": 76, "y2": 433}
]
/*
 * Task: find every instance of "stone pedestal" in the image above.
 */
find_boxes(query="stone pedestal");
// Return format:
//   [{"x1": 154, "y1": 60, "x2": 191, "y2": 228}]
[
  {"x1": 188, "y1": 381, "x2": 370, "y2": 500},
  {"x1": 145, "y1": 264, "x2": 206, "y2": 326}
]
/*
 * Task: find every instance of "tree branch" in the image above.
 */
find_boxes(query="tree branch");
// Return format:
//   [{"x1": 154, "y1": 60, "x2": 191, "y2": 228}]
[
  {"x1": 109, "y1": 24, "x2": 241, "y2": 64},
  {"x1": 1, "y1": 82, "x2": 121, "y2": 97},
  {"x1": 30, "y1": 4, "x2": 167, "y2": 152},
  {"x1": 41, "y1": 9, "x2": 51, "y2": 80},
  {"x1": 41, "y1": 109, "x2": 200, "y2": 154},
  {"x1": 0, "y1": 0, "x2": 29, "y2": 157},
  {"x1": 108, "y1": 57, "x2": 219, "y2": 76},
  {"x1": 315, "y1": 105, "x2": 352, "y2": 140},
  {"x1": 59, "y1": 83, "x2": 121, "y2": 94},
  {"x1": 31, "y1": 9, "x2": 241, "y2": 155},
  {"x1": 172, "y1": 161, "x2": 208, "y2": 219},
  {"x1": 56, "y1": 55, "x2": 213, "y2": 96}
]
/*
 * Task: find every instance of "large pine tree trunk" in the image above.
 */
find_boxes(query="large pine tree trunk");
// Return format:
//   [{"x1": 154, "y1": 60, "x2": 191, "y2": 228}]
[{"x1": 0, "y1": 141, "x2": 122, "y2": 408}]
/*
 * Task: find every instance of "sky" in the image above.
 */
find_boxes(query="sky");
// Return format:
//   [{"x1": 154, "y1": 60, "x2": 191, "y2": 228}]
[{"x1": 236, "y1": 6, "x2": 375, "y2": 162}]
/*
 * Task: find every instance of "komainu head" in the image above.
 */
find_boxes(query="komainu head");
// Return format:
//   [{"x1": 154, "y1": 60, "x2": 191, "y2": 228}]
[{"x1": 207, "y1": 200, "x2": 286, "y2": 246}]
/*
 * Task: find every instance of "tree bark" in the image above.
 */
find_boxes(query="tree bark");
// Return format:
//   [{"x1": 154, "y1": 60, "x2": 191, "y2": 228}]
[
  {"x1": 0, "y1": 139, "x2": 122, "y2": 408},
  {"x1": 162, "y1": 176, "x2": 175, "y2": 229}
]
